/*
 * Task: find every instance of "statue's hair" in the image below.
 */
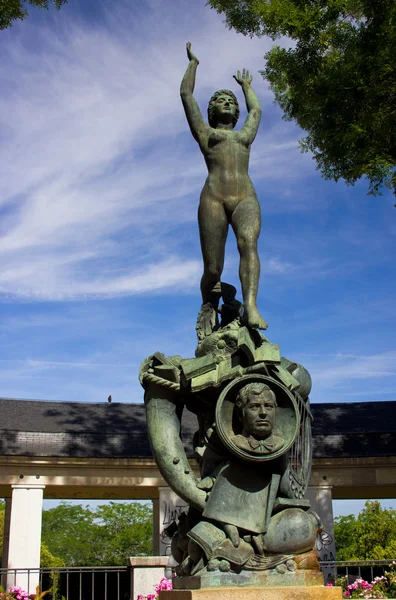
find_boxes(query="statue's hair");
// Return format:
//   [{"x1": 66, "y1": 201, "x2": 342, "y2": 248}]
[
  {"x1": 235, "y1": 382, "x2": 277, "y2": 411},
  {"x1": 208, "y1": 89, "x2": 240, "y2": 128}
]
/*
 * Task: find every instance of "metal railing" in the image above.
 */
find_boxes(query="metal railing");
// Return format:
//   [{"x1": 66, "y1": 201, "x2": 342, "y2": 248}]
[
  {"x1": 2, "y1": 560, "x2": 395, "y2": 599},
  {"x1": 0, "y1": 566, "x2": 130, "y2": 600},
  {"x1": 320, "y1": 559, "x2": 396, "y2": 583}
]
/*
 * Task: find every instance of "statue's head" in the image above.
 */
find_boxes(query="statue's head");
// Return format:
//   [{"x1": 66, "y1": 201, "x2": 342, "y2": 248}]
[
  {"x1": 235, "y1": 382, "x2": 277, "y2": 440},
  {"x1": 208, "y1": 89, "x2": 240, "y2": 128}
]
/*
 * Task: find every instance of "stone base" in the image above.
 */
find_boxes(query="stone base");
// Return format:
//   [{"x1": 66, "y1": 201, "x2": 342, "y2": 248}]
[
  {"x1": 173, "y1": 569, "x2": 325, "y2": 589},
  {"x1": 160, "y1": 586, "x2": 343, "y2": 599},
  {"x1": 129, "y1": 556, "x2": 169, "y2": 599}
]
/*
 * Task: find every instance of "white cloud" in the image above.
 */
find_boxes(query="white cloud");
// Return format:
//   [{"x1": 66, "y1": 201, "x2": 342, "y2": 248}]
[
  {"x1": 0, "y1": 1, "x2": 394, "y2": 408},
  {"x1": 313, "y1": 352, "x2": 396, "y2": 381},
  {"x1": 0, "y1": 0, "x2": 315, "y2": 301},
  {"x1": 0, "y1": 255, "x2": 201, "y2": 300}
]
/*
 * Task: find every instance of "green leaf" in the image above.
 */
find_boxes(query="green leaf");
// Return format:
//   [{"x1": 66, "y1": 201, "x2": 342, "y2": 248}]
[{"x1": 207, "y1": 0, "x2": 396, "y2": 198}]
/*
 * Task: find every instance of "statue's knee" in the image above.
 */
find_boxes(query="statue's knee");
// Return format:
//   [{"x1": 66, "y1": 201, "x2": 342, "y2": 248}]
[
  {"x1": 237, "y1": 233, "x2": 257, "y2": 254},
  {"x1": 263, "y1": 509, "x2": 320, "y2": 555}
]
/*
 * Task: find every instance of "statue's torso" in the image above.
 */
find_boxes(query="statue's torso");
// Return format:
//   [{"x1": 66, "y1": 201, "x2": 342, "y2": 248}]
[{"x1": 200, "y1": 128, "x2": 257, "y2": 206}]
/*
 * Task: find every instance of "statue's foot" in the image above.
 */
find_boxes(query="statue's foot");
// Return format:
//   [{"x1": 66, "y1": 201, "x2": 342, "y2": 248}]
[{"x1": 242, "y1": 304, "x2": 268, "y2": 330}]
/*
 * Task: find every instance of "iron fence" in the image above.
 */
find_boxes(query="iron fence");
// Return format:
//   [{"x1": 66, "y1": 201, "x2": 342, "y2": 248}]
[
  {"x1": 320, "y1": 558, "x2": 396, "y2": 584},
  {"x1": 2, "y1": 560, "x2": 395, "y2": 599},
  {"x1": 0, "y1": 566, "x2": 130, "y2": 600}
]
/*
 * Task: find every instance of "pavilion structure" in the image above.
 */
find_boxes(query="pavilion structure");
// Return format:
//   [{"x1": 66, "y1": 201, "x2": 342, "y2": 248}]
[{"x1": 1, "y1": 398, "x2": 395, "y2": 593}]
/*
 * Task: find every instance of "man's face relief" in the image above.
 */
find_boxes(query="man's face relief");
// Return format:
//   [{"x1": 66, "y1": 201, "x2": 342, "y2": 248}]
[{"x1": 242, "y1": 391, "x2": 276, "y2": 440}]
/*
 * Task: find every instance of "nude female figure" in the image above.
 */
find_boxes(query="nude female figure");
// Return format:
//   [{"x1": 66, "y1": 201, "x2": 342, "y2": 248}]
[{"x1": 180, "y1": 42, "x2": 268, "y2": 330}]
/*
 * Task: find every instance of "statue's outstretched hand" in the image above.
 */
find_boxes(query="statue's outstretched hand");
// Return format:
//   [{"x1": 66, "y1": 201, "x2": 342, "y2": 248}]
[
  {"x1": 233, "y1": 68, "x2": 253, "y2": 87},
  {"x1": 186, "y1": 42, "x2": 199, "y2": 64}
]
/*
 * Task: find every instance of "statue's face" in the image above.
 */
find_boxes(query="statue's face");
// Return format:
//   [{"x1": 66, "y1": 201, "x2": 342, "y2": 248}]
[
  {"x1": 213, "y1": 94, "x2": 236, "y2": 123},
  {"x1": 242, "y1": 391, "x2": 276, "y2": 439}
]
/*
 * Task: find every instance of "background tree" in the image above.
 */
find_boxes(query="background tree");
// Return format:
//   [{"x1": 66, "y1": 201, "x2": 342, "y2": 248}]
[
  {"x1": 40, "y1": 542, "x2": 64, "y2": 568},
  {"x1": 41, "y1": 501, "x2": 152, "y2": 566},
  {"x1": 0, "y1": 1, "x2": 67, "y2": 31},
  {"x1": 208, "y1": 0, "x2": 396, "y2": 198},
  {"x1": 94, "y1": 502, "x2": 153, "y2": 565},
  {"x1": 334, "y1": 500, "x2": 396, "y2": 560},
  {"x1": 0, "y1": 500, "x2": 63, "y2": 567}
]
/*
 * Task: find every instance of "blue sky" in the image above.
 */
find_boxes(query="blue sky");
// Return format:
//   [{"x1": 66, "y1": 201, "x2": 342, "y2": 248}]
[
  {"x1": 1, "y1": 0, "x2": 396, "y2": 518},
  {"x1": 0, "y1": 2, "x2": 395, "y2": 409}
]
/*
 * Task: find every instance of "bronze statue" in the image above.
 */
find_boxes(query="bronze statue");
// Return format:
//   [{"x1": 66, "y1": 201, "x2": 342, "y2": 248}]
[
  {"x1": 180, "y1": 42, "x2": 268, "y2": 330},
  {"x1": 138, "y1": 44, "x2": 340, "y2": 597}
]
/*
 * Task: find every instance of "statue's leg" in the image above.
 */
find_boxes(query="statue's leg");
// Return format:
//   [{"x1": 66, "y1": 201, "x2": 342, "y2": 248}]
[
  {"x1": 198, "y1": 195, "x2": 228, "y2": 308},
  {"x1": 231, "y1": 198, "x2": 268, "y2": 330}
]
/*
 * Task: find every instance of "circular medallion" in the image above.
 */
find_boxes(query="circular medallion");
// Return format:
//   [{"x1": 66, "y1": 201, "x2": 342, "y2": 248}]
[{"x1": 215, "y1": 374, "x2": 299, "y2": 462}]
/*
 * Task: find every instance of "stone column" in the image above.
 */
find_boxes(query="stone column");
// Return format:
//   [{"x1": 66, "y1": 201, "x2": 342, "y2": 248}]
[
  {"x1": 6, "y1": 484, "x2": 45, "y2": 595},
  {"x1": 1, "y1": 498, "x2": 12, "y2": 589},
  {"x1": 158, "y1": 487, "x2": 188, "y2": 557},
  {"x1": 152, "y1": 498, "x2": 160, "y2": 556},
  {"x1": 306, "y1": 485, "x2": 336, "y2": 584}
]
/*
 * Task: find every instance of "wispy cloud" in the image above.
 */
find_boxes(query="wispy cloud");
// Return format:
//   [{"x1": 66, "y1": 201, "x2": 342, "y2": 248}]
[
  {"x1": 0, "y1": 0, "x2": 395, "y2": 407},
  {"x1": 309, "y1": 351, "x2": 396, "y2": 382},
  {"x1": 294, "y1": 351, "x2": 396, "y2": 404},
  {"x1": 0, "y1": 0, "x2": 318, "y2": 301},
  {"x1": 0, "y1": 255, "x2": 201, "y2": 300}
]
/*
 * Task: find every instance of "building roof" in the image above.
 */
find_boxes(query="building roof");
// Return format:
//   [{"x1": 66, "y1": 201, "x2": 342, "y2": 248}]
[{"x1": 0, "y1": 398, "x2": 395, "y2": 460}]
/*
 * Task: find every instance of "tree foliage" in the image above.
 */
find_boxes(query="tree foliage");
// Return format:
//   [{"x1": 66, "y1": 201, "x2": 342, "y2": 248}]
[
  {"x1": 0, "y1": 0, "x2": 67, "y2": 31},
  {"x1": 41, "y1": 501, "x2": 152, "y2": 566},
  {"x1": 39, "y1": 542, "x2": 64, "y2": 568},
  {"x1": 0, "y1": 500, "x2": 63, "y2": 568},
  {"x1": 208, "y1": 0, "x2": 396, "y2": 197},
  {"x1": 1, "y1": 500, "x2": 152, "y2": 567},
  {"x1": 334, "y1": 500, "x2": 396, "y2": 560}
]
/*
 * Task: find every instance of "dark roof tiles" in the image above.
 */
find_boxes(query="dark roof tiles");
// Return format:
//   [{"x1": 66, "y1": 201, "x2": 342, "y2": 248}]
[{"x1": 0, "y1": 398, "x2": 395, "y2": 460}]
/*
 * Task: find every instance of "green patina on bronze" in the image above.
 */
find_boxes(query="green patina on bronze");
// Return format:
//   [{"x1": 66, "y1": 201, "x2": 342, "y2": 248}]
[
  {"x1": 140, "y1": 312, "x2": 318, "y2": 584},
  {"x1": 139, "y1": 44, "x2": 327, "y2": 591},
  {"x1": 180, "y1": 42, "x2": 267, "y2": 331}
]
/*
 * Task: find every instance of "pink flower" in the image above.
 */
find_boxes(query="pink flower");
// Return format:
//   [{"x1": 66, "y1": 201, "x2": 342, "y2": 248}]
[
  {"x1": 7, "y1": 587, "x2": 29, "y2": 600},
  {"x1": 155, "y1": 577, "x2": 173, "y2": 595}
]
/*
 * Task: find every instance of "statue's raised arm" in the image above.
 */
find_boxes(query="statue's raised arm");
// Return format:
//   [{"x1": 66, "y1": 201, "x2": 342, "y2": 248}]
[
  {"x1": 234, "y1": 68, "x2": 262, "y2": 144},
  {"x1": 180, "y1": 42, "x2": 207, "y2": 144}
]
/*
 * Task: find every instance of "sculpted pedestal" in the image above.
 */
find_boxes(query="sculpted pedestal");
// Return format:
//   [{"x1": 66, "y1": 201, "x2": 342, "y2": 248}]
[
  {"x1": 160, "y1": 587, "x2": 342, "y2": 600},
  {"x1": 140, "y1": 296, "x2": 339, "y2": 592}
]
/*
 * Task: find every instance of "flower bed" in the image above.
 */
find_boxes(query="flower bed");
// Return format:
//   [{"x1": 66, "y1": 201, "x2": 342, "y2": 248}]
[
  {"x1": 0, "y1": 586, "x2": 48, "y2": 600},
  {"x1": 337, "y1": 562, "x2": 396, "y2": 599},
  {"x1": 137, "y1": 576, "x2": 173, "y2": 600}
]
